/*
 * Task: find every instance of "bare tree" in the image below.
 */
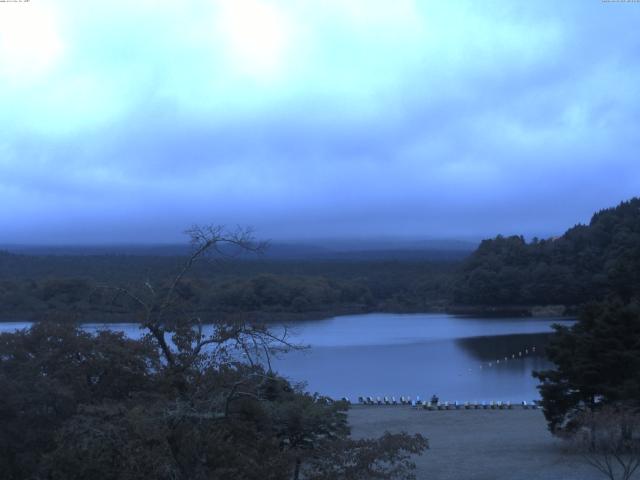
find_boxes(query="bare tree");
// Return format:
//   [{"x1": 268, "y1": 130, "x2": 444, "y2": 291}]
[
  {"x1": 106, "y1": 225, "x2": 295, "y2": 376},
  {"x1": 565, "y1": 405, "x2": 640, "y2": 480}
]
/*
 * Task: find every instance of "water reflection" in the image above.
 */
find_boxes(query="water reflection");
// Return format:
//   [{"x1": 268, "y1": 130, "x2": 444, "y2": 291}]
[
  {"x1": 271, "y1": 315, "x2": 570, "y2": 402},
  {"x1": 456, "y1": 332, "x2": 551, "y2": 362}
]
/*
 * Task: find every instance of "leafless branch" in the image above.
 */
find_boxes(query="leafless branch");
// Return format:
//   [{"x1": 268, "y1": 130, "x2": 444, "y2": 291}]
[
  {"x1": 568, "y1": 405, "x2": 640, "y2": 480},
  {"x1": 95, "y1": 225, "x2": 302, "y2": 376}
]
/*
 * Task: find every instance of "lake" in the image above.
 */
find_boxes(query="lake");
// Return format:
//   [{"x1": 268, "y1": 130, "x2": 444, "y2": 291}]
[
  {"x1": 1, "y1": 313, "x2": 571, "y2": 403},
  {"x1": 271, "y1": 313, "x2": 571, "y2": 403}
]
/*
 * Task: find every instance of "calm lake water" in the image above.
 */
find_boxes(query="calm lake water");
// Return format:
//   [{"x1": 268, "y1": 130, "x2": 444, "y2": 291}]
[
  {"x1": 0, "y1": 313, "x2": 572, "y2": 403},
  {"x1": 272, "y1": 313, "x2": 572, "y2": 403}
]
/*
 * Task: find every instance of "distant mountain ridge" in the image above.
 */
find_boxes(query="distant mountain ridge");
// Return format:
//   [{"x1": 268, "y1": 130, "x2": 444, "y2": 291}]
[
  {"x1": 1, "y1": 239, "x2": 476, "y2": 261},
  {"x1": 454, "y1": 197, "x2": 640, "y2": 307}
]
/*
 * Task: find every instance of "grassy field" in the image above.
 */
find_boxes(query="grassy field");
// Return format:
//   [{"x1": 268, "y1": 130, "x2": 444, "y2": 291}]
[{"x1": 348, "y1": 406, "x2": 609, "y2": 480}]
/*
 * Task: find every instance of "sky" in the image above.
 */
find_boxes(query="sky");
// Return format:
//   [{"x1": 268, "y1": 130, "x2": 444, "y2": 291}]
[{"x1": 0, "y1": 0, "x2": 639, "y2": 245}]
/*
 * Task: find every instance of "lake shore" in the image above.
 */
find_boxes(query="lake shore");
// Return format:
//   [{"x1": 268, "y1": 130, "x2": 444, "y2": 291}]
[
  {"x1": 0, "y1": 303, "x2": 579, "y2": 324},
  {"x1": 348, "y1": 406, "x2": 603, "y2": 480}
]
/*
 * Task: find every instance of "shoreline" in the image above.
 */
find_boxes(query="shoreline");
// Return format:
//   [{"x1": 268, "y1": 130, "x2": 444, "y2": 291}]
[{"x1": 0, "y1": 304, "x2": 577, "y2": 324}]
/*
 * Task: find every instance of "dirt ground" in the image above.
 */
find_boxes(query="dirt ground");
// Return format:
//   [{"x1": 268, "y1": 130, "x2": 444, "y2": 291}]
[{"x1": 348, "y1": 406, "x2": 610, "y2": 480}]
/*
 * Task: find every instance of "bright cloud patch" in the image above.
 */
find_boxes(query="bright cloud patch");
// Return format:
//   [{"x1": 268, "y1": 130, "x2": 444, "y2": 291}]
[
  {"x1": 0, "y1": 3, "x2": 64, "y2": 80},
  {"x1": 214, "y1": 0, "x2": 296, "y2": 80}
]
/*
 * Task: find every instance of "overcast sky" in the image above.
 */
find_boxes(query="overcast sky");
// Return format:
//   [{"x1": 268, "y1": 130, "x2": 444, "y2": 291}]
[{"x1": 1, "y1": 0, "x2": 639, "y2": 244}]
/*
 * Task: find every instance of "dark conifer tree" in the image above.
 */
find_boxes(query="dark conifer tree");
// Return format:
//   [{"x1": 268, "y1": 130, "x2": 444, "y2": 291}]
[{"x1": 534, "y1": 300, "x2": 640, "y2": 433}]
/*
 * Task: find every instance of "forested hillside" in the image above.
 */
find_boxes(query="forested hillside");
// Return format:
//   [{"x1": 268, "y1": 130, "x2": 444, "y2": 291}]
[{"x1": 454, "y1": 198, "x2": 640, "y2": 307}]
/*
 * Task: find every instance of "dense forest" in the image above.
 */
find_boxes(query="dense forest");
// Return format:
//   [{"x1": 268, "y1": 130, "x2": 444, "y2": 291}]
[
  {"x1": 0, "y1": 250, "x2": 458, "y2": 322},
  {"x1": 454, "y1": 198, "x2": 640, "y2": 308}
]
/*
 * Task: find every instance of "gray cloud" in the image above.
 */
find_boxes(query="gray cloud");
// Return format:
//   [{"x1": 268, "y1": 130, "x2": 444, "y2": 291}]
[{"x1": 1, "y1": 1, "x2": 639, "y2": 244}]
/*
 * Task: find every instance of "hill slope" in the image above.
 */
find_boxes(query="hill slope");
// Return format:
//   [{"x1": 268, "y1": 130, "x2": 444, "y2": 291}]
[{"x1": 454, "y1": 198, "x2": 640, "y2": 307}]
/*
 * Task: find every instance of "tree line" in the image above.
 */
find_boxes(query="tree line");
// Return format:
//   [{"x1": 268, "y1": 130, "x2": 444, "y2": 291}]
[{"x1": 0, "y1": 253, "x2": 456, "y2": 321}]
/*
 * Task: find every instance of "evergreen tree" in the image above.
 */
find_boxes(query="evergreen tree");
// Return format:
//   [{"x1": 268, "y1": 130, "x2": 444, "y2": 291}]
[
  {"x1": 455, "y1": 197, "x2": 640, "y2": 307},
  {"x1": 534, "y1": 300, "x2": 640, "y2": 433}
]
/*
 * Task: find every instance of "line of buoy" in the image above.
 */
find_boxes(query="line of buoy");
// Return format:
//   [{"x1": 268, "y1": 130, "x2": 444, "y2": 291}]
[
  {"x1": 476, "y1": 345, "x2": 538, "y2": 371},
  {"x1": 353, "y1": 397, "x2": 541, "y2": 410}
]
